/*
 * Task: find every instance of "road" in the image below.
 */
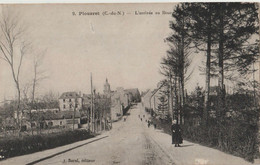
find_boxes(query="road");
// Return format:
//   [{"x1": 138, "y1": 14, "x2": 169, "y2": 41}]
[
  {"x1": 1, "y1": 103, "x2": 253, "y2": 165},
  {"x1": 37, "y1": 104, "x2": 174, "y2": 165}
]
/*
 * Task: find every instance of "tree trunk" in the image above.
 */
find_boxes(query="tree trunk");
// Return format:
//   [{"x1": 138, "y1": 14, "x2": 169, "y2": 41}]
[
  {"x1": 14, "y1": 81, "x2": 22, "y2": 137},
  {"x1": 217, "y1": 3, "x2": 225, "y2": 120},
  {"x1": 100, "y1": 112, "x2": 102, "y2": 132},
  {"x1": 203, "y1": 4, "x2": 212, "y2": 125},
  {"x1": 181, "y1": 76, "x2": 185, "y2": 125},
  {"x1": 180, "y1": 19, "x2": 185, "y2": 125},
  {"x1": 174, "y1": 75, "x2": 178, "y2": 123},
  {"x1": 169, "y1": 71, "x2": 173, "y2": 119}
]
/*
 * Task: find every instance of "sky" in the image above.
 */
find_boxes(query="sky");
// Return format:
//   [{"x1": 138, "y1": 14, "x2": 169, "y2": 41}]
[{"x1": 0, "y1": 3, "x2": 258, "y2": 102}]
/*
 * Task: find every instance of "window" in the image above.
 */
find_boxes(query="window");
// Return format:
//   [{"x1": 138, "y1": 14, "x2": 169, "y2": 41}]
[
  {"x1": 31, "y1": 123, "x2": 36, "y2": 127},
  {"x1": 60, "y1": 121, "x2": 63, "y2": 125},
  {"x1": 70, "y1": 104, "x2": 72, "y2": 108},
  {"x1": 63, "y1": 99, "x2": 65, "y2": 102},
  {"x1": 63, "y1": 105, "x2": 66, "y2": 109},
  {"x1": 48, "y1": 122, "x2": 53, "y2": 126},
  {"x1": 69, "y1": 98, "x2": 71, "y2": 102}
]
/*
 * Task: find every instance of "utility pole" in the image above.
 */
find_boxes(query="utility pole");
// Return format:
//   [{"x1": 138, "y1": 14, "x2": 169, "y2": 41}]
[
  {"x1": 93, "y1": 89, "x2": 96, "y2": 133},
  {"x1": 90, "y1": 73, "x2": 94, "y2": 132}
]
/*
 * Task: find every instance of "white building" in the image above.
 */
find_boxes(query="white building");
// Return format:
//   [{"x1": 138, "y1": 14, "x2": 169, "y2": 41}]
[{"x1": 59, "y1": 92, "x2": 82, "y2": 111}]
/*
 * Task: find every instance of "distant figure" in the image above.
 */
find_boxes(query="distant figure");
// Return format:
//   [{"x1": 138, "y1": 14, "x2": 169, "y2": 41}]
[
  {"x1": 148, "y1": 121, "x2": 150, "y2": 128},
  {"x1": 171, "y1": 120, "x2": 182, "y2": 147},
  {"x1": 124, "y1": 117, "x2": 126, "y2": 122},
  {"x1": 141, "y1": 118, "x2": 142, "y2": 121},
  {"x1": 154, "y1": 123, "x2": 157, "y2": 129}
]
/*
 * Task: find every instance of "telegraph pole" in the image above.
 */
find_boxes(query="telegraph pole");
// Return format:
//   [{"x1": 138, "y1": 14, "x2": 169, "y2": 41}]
[{"x1": 90, "y1": 73, "x2": 94, "y2": 132}]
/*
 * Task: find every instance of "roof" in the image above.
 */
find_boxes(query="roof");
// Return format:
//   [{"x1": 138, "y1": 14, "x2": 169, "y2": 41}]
[
  {"x1": 27, "y1": 110, "x2": 81, "y2": 121},
  {"x1": 124, "y1": 88, "x2": 140, "y2": 96},
  {"x1": 141, "y1": 89, "x2": 150, "y2": 97},
  {"x1": 83, "y1": 93, "x2": 107, "y2": 100},
  {"x1": 83, "y1": 94, "x2": 91, "y2": 98},
  {"x1": 59, "y1": 92, "x2": 81, "y2": 99}
]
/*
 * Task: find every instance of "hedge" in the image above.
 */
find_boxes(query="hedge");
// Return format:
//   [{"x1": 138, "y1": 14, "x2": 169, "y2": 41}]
[
  {"x1": 182, "y1": 119, "x2": 259, "y2": 162},
  {"x1": 151, "y1": 117, "x2": 258, "y2": 163},
  {"x1": 0, "y1": 129, "x2": 94, "y2": 160}
]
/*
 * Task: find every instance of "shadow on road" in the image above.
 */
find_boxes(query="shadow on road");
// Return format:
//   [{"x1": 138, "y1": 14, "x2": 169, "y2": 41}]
[{"x1": 180, "y1": 144, "x2": 194, "y2": 147}]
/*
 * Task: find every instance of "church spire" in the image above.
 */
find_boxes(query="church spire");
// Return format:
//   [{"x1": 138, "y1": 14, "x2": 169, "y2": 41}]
[{"x1": 104, "y1": 78, "x2": 111, "y2": 95}]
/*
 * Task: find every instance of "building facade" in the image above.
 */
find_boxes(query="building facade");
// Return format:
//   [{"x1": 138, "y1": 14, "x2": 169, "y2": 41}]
[{"x1": 59, "y1": 92, "x2": 82, "y2": 111}]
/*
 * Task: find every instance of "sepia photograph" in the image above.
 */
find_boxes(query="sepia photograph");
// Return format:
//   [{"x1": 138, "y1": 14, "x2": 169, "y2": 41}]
[{"x1": 0, "y1": 2, "x2": 259, "y2": 165}]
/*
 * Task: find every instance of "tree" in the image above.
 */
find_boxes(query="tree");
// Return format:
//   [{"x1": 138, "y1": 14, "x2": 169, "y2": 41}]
[
  {"x1": 162, "y1": 3, "x2": 192, "y2": 124},
  {"x1": 157, "y1": 89, "x2": 169, "y2": 119},
  {"x1": 0, "y1": 7, "x2": 29, "y2": 135},
  {"x1": 187, "y1": 3, "x2": 218, "y2": 124},
  {"x1": 31, "y1": 50, "x2": 47, "y2": 134},
  {"x1": 213, "y1": 3, "x2": 259, "y2": 119},
  {"x1": 186, "y1": 3, "x2": 259, "y2": 121}
]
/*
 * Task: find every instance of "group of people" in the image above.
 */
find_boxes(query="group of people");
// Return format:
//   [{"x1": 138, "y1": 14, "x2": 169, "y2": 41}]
[
  {"x1": 138, "y1": 114, "x2": 157, "y2": 129},
  {"x1": 138, "y1": 114, "x2": 144, "y2": 121},
  {"x1": 171, "y1": 119, "x2": 183, "y2": 147},
  {"x1": 138, "y1": 114, "x2": 182, "y2": 147},
  {"x1": 147, "y1": 119, "x2": 156, "y2": 129}
]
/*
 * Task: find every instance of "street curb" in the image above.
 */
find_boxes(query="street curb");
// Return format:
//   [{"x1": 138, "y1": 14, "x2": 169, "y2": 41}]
[{"x1": 26, "y1": 135, "x2": 109, "y2": 165}]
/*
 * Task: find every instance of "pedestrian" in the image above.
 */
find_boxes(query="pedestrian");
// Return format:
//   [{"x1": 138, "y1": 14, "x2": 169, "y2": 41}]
[
  {"x1": 154, "y1": 123, "x2": 156, "y2": 129},
  {"x1": 171, "y1": 119, "x2": 182, "y2": 147}
]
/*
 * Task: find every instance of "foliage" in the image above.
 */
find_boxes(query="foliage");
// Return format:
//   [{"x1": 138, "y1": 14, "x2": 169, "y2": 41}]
[
  {"x1": 156, "y1": 89, "x2": 169, "y2": 118},
  {"x1": 182, "y1": 117, "x2": 258, "y2": 162}
]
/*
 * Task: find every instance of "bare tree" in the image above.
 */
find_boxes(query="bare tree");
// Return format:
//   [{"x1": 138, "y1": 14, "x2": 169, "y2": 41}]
[
  {"x1": 0, "y1": 7, "x2": 29, "y2": 135},
  {"x1": 30, "y1": 50, "x2": 46, "y2": 134}
]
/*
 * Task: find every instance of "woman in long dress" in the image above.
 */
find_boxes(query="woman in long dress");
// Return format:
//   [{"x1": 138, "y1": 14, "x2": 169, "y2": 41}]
[{"x1": 171, "y1": 120, "x2": 182, "y2": 147}]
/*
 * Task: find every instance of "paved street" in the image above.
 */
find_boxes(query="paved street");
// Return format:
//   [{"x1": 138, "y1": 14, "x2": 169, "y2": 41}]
[{"x1": 1, "y1": 103, "x2": 254, "y2": 165}]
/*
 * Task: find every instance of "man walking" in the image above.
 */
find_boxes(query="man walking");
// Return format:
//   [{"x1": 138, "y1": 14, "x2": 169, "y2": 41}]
[{"x1": 171, "y1": 119, "x2": 182, "y2": 147}]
